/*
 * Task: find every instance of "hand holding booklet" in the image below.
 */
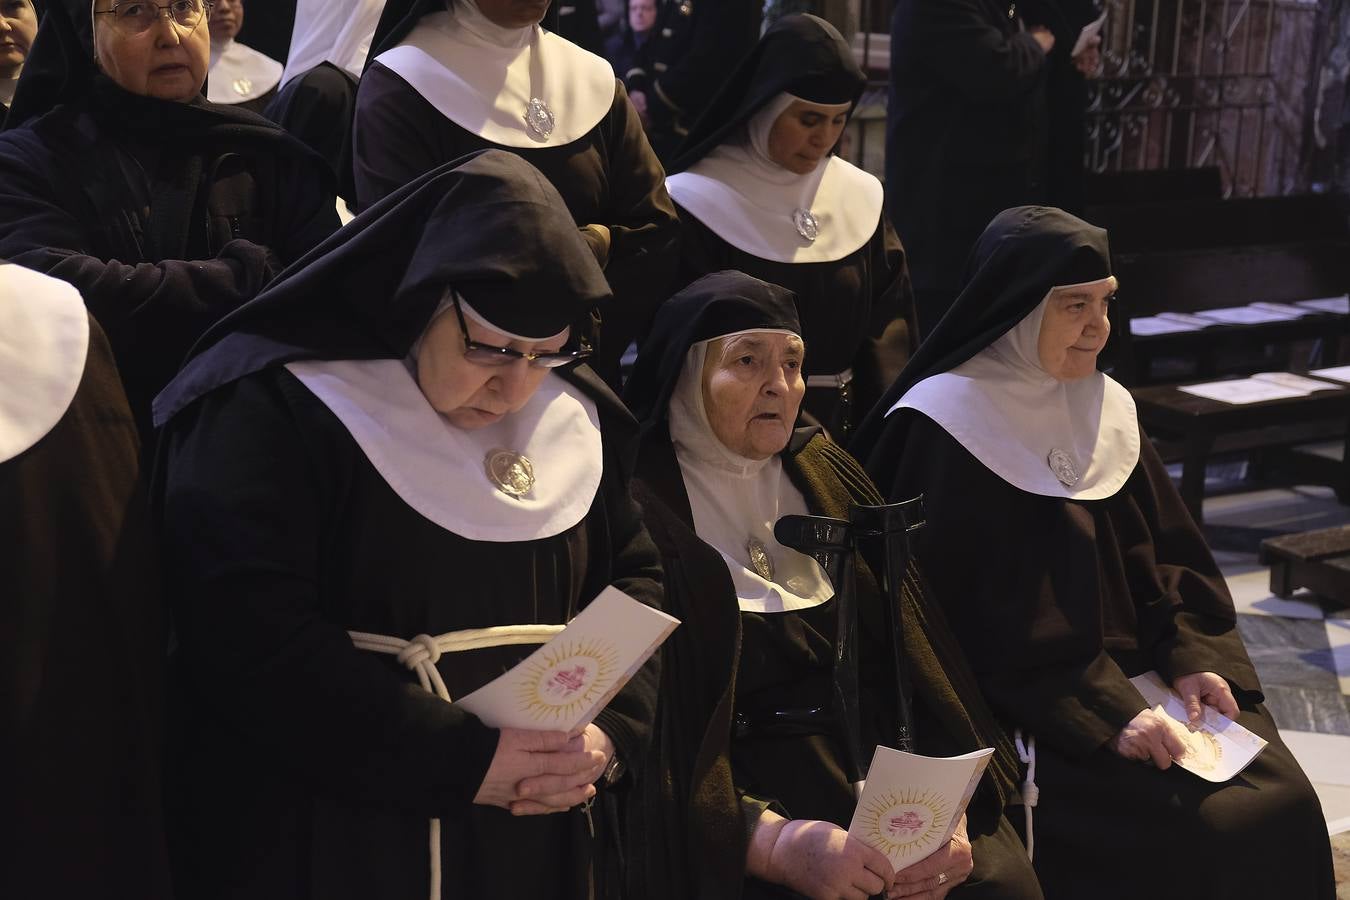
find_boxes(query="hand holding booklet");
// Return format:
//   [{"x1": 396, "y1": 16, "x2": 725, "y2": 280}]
[
  {"x1": 847, "y1": 746, "x2": 994, "y2": 871},
  {"x1": 453, "y1": 586, "x2": 679, "y2": 732},
  {"x1": 1129, "y1": 671, "x2": 1267, "y2": 782}
]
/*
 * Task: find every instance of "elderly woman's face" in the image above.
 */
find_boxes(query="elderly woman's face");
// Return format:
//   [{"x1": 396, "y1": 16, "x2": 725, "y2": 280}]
[
  {"x1": 93, "y1": 0, "x2": 211, "y2": 101},
  {"x1": 416, "y1": 306, "x2": 568, "y2": 430},
  {"x1": 1037, "y1": 277, "x2": 1116, "y2": 381},
  {"x1": 469, "y1": 0, "x2": 551, "y2": 28},
  {"x1": 702, "y1": 331, "x2": 805, "y2": 460},
  {"x1": 767, "y1": 100, "x2": 849, "y2": 175},
  {"x1": 0, "y1": 0, "x2": 38, "y2": 80}
]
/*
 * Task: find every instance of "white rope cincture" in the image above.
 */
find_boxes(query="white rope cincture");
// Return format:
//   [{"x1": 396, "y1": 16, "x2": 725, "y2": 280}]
[
  {"x1": 347, "y1": 623, "x2": 565, "y2": 900},
  {"x1": 1014, "y1": 728, "x2": 1038, "y2": 862}
]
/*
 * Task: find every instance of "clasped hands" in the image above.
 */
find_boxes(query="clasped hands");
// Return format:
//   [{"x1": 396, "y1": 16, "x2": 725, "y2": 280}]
[
  {"x1": 751, "y1": 811, "x2": 973, "y2": 900},
  {"x1": 473, "y1": 723, "x2": 613, "y2": 816},
  {"x1": 1109, "y1": 671, "x2": 1238, "y2": 769}
]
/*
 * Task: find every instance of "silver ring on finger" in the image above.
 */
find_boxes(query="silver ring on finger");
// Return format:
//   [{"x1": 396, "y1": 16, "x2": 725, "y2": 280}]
[{"x1": 937, "y1": 872, "x2": 948, "y2": 886}]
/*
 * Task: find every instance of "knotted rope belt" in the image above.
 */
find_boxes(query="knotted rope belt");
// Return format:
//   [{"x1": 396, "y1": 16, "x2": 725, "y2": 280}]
[{"x1": 347, "y1": 624, "x2": 566, "y2": 900}]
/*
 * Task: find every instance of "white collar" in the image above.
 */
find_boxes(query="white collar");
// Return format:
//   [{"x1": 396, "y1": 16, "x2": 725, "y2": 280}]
[
  {"x1": 209, "y1": 39, "x2": 284, "y2": 104},
  {"x1": 373, "y1": 5, "x2": 616, "y2": 148},
  {"x1": 889, "y1": 284, "x2": 1140, "y2": 500},
  {"x1": 0, "y1": 265, "x2": 91, "y2": 463},
  {"x1": 281, "y1": 0, "x2": 386, "y2": 85},
  {"x1": 666, "y1": 92, "x2": 881, "y2": 264},
  {"x1": 285, "y1": 358, "x2": 603, "y2": 541},
  {"x1": 667, "y1": 150, "x2": 882, "y2": 264},
  {"x1": 0, "y1": 75, "x2": 16, "y2": 108},
  {"x1": 668, "y1": 335, "x2": 833, "y2": 613}
]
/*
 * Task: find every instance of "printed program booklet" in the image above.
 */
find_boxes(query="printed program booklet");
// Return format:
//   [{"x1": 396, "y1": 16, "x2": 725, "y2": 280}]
[
  {"x1": 454, "y1": 586, "x2": 679, "y2": 732},
  {"x1": 1129, "y1": 671, "x2": 1268, "y2": 782},
  {"x1": 847, "y1": 746, "x2": 994, "y2": 871}
]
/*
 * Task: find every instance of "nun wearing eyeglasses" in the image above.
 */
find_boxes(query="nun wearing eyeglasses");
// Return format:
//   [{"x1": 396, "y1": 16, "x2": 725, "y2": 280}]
[
  {"x1": 620, "y1": 271, "x2": 1041, "y2": 900},
  {"x1": 853, "y1": 206, "x2": 1335, "y2": 899},
  {"x1": 154, "y1": 151, "x2": 662, "y2": 900},
  {"x1": 0, "y1": 0, "x2": 338, "y2": 448},
  {"x1": 664, "y1": 15, "x2": 915, "y2": 440},
  {"x1": 350, "y1": 0, "x2": 678, "y2": 385}
]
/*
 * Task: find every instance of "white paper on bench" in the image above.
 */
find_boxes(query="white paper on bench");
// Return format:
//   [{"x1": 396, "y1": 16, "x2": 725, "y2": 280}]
[
  {"x1": 1130, "y1": 315, "x2": 1205, "y2": 336},
  {"x1": 1156, "y1": 312, "x2": 1218, "y2": 328},
  {"x1": 1250, "y1": 372, "x2": 1341, "y2": 393},
  {"x1": 1295, "y1": 295, "x2": 1350, "y2": 314},
  {"x1": 1177, "y1": 378, "x2": 1312, "y2": 404},
  {"x1": 1250, "y1": 302, "x2": 1319, "y2": 318},
  {"x1": 1311, "y1": 365, "x2": 1350, "y2": 384},
  {"x1": 1193, "y1": 305, "x2": 1303, "y2": 325}
]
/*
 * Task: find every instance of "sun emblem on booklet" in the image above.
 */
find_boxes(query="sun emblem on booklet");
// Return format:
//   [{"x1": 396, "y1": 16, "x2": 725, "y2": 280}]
[
  {"x1": 515, "y1": 638, "x2": 620, "y2": 724},
  {"x1": 524, "y1": 97, "x2": 556, "y2": 140},
  {"x1": 856, "y1": 789, "x2": 952, "y2": 861},
  {"x1": 232, "y1": 78, "x2": 253, "y2": 97}
]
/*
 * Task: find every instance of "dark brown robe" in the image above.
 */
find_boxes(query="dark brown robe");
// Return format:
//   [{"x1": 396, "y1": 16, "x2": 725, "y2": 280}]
[
  {"x1": 629, "y1": 426, "x2": 1040, "y2": 900},
  {"x1": 351, "y1": 65, "x2": 679, "y2": 384},
  {"x1": 0, "y1": 317, "x2": 171, "y2": 900},
  {"x1": 871, "y1": 410, "x2": 1336, "y2": 899}
]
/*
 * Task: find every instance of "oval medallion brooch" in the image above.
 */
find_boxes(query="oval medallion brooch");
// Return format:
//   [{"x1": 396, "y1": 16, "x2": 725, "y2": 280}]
[{"x1": 485, "y1": 449, "x2": 536, "y2": 499}]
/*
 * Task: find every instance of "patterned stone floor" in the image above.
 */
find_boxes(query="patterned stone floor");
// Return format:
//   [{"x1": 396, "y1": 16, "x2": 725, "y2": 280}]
[{"x1": 1197, "y1": 479, "x2": 1350, "y2": 894}]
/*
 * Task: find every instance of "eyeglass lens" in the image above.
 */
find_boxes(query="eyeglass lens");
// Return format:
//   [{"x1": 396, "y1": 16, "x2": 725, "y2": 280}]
[{"x1": 110, "y1": 0, "x2": 207, "y2": 33}]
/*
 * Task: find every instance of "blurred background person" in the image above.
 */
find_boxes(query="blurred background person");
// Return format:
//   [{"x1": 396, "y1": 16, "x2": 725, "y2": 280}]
[
  {"x1": 624, "y1": 0, "x2": 762, "y2": 162},
  {"x1": 0, "y1": 0, "x2": 338, "y2": 448},
  {"x1": 604, "y1": 0, "x2": 654, "y2": 82},
  {"x1": 209, "y1": 0, "x2": 284, "y2": 115},
  {"x1": 0, "y1": 0, "x2": 37, "y2": 115},
  {"x1": 885, "y1": 0, "x2": 1054, "y2": 340}
]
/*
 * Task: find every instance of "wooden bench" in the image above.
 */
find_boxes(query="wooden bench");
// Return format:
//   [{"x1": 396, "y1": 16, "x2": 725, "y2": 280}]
[
  {"x1": 1259, "y1": 525, "x2": 1350, "y2": 606},
  {"x1": 1132, "y1": 381, "x2": 1350, "y2": 523}
]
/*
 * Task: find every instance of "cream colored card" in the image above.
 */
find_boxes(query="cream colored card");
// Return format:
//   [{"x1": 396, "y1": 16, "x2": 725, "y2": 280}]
[
  {"x1": 847, "y1": 746, "x2": 994, "y2": 871},
  {"x1": 454, "y1": 586, "x2": 679, "y2": 732},
  {"x1": 1129, "y1": 671, "x2": 1268, "y2": 782}
]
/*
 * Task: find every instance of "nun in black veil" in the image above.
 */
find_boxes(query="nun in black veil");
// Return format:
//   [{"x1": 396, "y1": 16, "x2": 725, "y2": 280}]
[
  {"x1": 154, "y1": 150, "x2": 662, "y2": 900},
  {"x1": 854, "y1": 207, "x2": 1335, "y2": 899},
  {"x1": 664, "y1": 14, "x2": 915, "y2": 440},
  {"x1": 0, "y1": 0, "x2": 337, "y2": 446},
  {"x1": 620, "y1": 271, "x2": 1042, "y2": 900}
]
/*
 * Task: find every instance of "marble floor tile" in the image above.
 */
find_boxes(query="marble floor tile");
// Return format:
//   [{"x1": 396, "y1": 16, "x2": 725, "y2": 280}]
[
  {"x1": 1281, "y1": 730, "x2": 1350, "y2": 787},
  {"x1": 1261, "y1": 684, "x2": 1350, "y2": 736},
  {"x1": 1227, "y1": 568, "x2": 1327, "y2": 619},
  {"x1": 1240, "y1": 615, "x2": 1340, "y2": 691}
]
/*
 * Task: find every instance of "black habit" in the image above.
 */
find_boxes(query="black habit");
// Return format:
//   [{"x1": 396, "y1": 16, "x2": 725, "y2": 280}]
[
  {"x1": 154, "y1": 153, "x2": 662, "y2": 900},
  {"x1": 668, "y1": 15, "x2": 915, "y2": 439},
  {"x1": 352, "y1": 0, "x2": 679, "y2": 385},
  {"x1": 856, "y1": 207, "x2": 1335, "y2": 899},
  {"x1": 1, "y1": 269, "x2": 171, "y2": 900},
  {"x1": 622, "y1": 273, "x2": 1039, "y2": 900},
  {"x1": 885, "y1": 0, "x2": 1050, "y2": 335},
  {"x1": 0, "y1": 0, "x2": 339, "y2": 445}
]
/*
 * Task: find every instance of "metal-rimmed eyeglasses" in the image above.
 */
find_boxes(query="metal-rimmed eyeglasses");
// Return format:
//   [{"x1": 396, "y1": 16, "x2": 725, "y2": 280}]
[
  {"x1": 453, "y1": 296, "x2": 591, "y2": 369},
  {"x1": 93, "y1": 0, "x2": 212, "y2": 35}
]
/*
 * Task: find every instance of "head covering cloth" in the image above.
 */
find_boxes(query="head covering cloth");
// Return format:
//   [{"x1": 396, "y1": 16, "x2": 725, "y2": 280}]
[
  {"x1": 153, "y1": 149, "x2": 611, "y2": 428},
  {"x1": 852, "y1": 205, "x2": 1139, "y2": 499}
]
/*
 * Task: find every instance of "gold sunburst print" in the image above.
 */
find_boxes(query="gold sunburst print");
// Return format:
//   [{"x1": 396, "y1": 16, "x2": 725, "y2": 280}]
[
  {"x1": 856, "y1": 789, "x2": 952, "y2": 862},
  {"x1": 514, "y1": 638, "x2": 620, "y2": 724}
]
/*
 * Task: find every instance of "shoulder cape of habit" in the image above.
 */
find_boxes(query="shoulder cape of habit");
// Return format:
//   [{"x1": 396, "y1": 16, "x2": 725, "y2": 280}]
[
  {"x1": 849, "y1": 205, "x2": 1111, "y2": 460},
  {"x1": 367, "y1": 0, "x2": 565, "y2": 70},
  {"x1": 152, "y1": 149, "x2": 613, "y2": 428},
  {"x1": 669, "y1": 14, "x2": 865, "y2": 174}
]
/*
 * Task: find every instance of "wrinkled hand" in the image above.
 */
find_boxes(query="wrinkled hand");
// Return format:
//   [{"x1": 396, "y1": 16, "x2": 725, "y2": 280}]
[
  {"x1": 767, "y1": 819, "x2": 896, "y2": 900},
  {"x1": 888, "y1": 816, "x2": 972, "y2": 899},
  {"x1": 1072, "y1": 33, "x2": 1101, "y2": 76},
  {"x1": 472, "y1": 727, "x2": 607, "y2": 815},
  {"x1": 629, "y1": 89, "x2": 649, "y2": 123},
  {"x1": 1173, "y1": 671, "x2": 1238, "y2": 723},
  {"x1": 1029, "y1": 25, "x2": 1056, "y2": 55},
  {"x1": 1109, "y1": 707, "x2": 1189, "y2": 769}
]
